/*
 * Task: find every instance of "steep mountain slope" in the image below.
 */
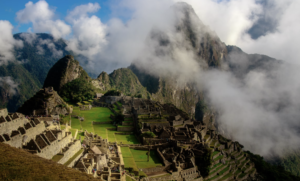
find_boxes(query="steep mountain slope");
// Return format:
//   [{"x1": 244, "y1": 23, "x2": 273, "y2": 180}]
[
  {"x1": 0, "y1": 63, "x2": 41, "y2": 112},
  {"x1": 173, "y1": 2, "x2": 228, "y2": 68},
  {"x1": 92, "y1": 68, "x2": 150, "y2": 99},
  {"x1": 124, "y1": 2, "x2": 228, "y2": 118},
  {"x1": 43, "y1": 55, "x2": 90, "y2": 92},
  {"x1": 13, "y1": 33, "x2": 70, "y2": 85},
  {"x1": 0, "y1": 33, "x2": 70, "y2": 112}
]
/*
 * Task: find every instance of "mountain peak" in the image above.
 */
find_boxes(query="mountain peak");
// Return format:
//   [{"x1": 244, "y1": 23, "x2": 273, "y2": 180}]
[{"x1": 43, "y1": 55, "x2": 89, "y2": 92}]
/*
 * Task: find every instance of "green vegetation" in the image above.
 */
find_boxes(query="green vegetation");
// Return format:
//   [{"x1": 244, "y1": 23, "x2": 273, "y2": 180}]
[
  {"x1": 104, "y1": 90, "x2": 122, "y2": 96},
  {"x1": 70, "y1": 107, "x2": 138, "y2": 144},
  {"x1": 51, "y1": 154, "x2": 64, "y2": 162},
  {"x1": 130, "y1": 149, "x2": 162, "y2": 168},
  {"x1": 126, "y1": 176, "x2": 133, "y2": 181},
  {"x1": 121, "y1": 147, "x2": 163, "y2": 176},
  {"x1": 197, "y1": 148, "x2": 212, "y2": 177},
  {"x1": 140, "y1": 132, "x2": 156, "y2": 138},
  {"x1": 246, "y1": 151, "x2": 300, "y2": 181},
  {"x1": 277, "y1": 150, "x2": 300, "y2": 177},
  {"x1": 108, "y1": 68, "x2": 151, "y2": 99},
  {"x1": 60, "y1": 78, "x2": 96, "y2": 103}
]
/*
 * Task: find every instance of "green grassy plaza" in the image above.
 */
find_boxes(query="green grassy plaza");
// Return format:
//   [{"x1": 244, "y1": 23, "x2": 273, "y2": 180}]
[
  {"x1": 121, "y1": 147, "x2": 163, "y2": 176},
  {"x1": 70, "y1": 106, "x2": 139, "y2": 144},
  {"x1": 68, "y1": 104, "x2": 164, "y2": 175}
]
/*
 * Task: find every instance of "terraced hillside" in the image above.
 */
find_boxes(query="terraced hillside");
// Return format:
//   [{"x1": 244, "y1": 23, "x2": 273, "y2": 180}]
[{"x1": 204, "y1": 133, "x2": 256, "y2": 181}]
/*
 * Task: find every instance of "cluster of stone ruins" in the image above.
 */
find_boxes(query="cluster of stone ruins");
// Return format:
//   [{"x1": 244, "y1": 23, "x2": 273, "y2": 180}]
[{"x1": 0, "y1": 95, "x2": 257, "y2": 181}]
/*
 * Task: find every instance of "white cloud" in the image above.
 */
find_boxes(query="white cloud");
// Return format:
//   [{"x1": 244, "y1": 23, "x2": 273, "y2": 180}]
[
  {"x1": 65, "y1": 3, "x2": 107, "y2": 70},
  {"x1": 16, "y1": 0, "x2": 71, "y2": 39},
  {"x1": 237, "y1": 0, "x2": 300, "y2": 64},
  {"x1": 176, "y1": 0, "x2": 262, "y2": 45},
  {"x1": 0, "y1": 76, "x2": 19, "y2": 95},
  {"x1": 65, "y1": 2, "x2": 100, "y2": 22},
  {"x1": 20, "y1": 33, "x2": 37, "y2": 45},
  {"x1": 36, "y1": 38, "x2": 63, "y2": 58},
  {"x1": 0, "y1": 21, "x2": 23, "y2": 65}
]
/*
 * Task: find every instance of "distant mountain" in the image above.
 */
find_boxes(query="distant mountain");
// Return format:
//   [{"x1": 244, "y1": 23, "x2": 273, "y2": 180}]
[{"x1": 0, "y1": 33, "x2": 70, "y2": 112}]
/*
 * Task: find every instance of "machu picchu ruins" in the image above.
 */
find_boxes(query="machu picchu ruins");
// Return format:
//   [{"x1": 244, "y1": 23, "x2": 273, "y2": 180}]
[{"x1": 0, "y1": 93, "x2": 258, "y2": 181}]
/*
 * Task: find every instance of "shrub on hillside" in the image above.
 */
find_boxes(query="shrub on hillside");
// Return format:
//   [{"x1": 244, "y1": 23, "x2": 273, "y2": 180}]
[
  {"x1": 60, "y1": 78, "x2": 96, "y2": 103},
  {"x1": 104, "y1": 90, "x2": 122, "y2": 96},
  {"x1": 140, "y1": 132, "x2": 156, "y2": 138}
]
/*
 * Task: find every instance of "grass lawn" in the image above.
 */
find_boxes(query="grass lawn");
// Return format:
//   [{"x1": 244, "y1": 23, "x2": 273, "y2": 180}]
[
  {"x1": 52, "y1": 154, "x2": 63, "y2": 162},
  {"x1": 126, "y1": 176, "x2": 132, "y2": 181},
  {"x1": 70, "y1": 117, "x2": 82, "y2": 130},
  {"x1": 76, "y1": 132, "x2": 85, "y2": 140},
  {"x1": 70, "y1": 107, "x2": 139, "y2": 144},
  {"x1": 93, "y1": 124, "x2": 116, "y2": 139},
  {"x1": 123, "y1": 157, "x2": 138, "y2": 171},
  {"x1": 73, "y1": 107, "x2": 113, "y2": 123},
  {"x1": 121, "y1": 147, "x2": 133, "y2": 158},
  {"x1": 118, "y1": 125, "x2": 133, "y2": 127},
  {"x1": 115, "y1": 134, "x2": 139, "y2": 144},
  {"x1": 130, "y1": 149, "x2": 162, "y2": 168},
  {"x1": 107, "y1": 130, "x2": 117, "y2": 142},
  {"x1": 70, "y1": 129, "x2": 77, "y2": 137},
  {"x1": 60, "y1": 125, "x2": 66, "y2": 130}
]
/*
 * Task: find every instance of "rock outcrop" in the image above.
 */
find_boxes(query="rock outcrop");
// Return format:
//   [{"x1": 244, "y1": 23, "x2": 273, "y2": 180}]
[
  {"x1": 43, "y1": 55, "x2": 90, "y2": 92},
  {"x1": 17, "y1": 87, "x2": 72, "y2": 116}
]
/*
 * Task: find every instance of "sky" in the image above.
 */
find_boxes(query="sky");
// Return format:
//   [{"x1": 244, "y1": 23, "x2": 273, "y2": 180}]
[
  {"x1": 0, "y1": 0, "x2": 114, "y2": 33},
  {"x1": 1, "y1": 0, "x2": 300, "y2": 157}
]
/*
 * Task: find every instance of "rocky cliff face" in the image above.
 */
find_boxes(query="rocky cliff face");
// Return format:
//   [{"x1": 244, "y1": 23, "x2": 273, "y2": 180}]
[
  {"x1": 17, "y1": 87, "x2": 71, "y2": 116},
  {"x1": 173, "y1": 2, "x2": 228, "y2": 68},
  {"x1": 126, "y1": 2, "x2": 228, "y2": 118},
  {"x1": 43, "y1": 55, "x2": 89, "y2": 92}
]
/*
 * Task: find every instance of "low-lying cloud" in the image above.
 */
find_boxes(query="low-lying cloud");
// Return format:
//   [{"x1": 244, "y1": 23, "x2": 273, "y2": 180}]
[
  {"x1": 2, "y1": 0, "x2": 300, "y2": 157},
  {"x1": 0, "y1": 76, "x2": 19, "y2": 95},
  {"x1": 0, "y1": 21, "x2": 23, "y2": 65}
]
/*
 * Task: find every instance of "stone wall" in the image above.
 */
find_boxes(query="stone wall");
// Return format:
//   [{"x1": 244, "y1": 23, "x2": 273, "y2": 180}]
[
  {"x1": 37, "y1": 133, "x2": 73, "y2": 159},
  {"x1": 58, "y1": 140, "x2": 81, "y2": 164},
  {"x1": 122, "y1": 121, "x2": 133, "y2": 126},
  {"x1": 68, "y1": 152, "x2": 87, "y2": 168},
  {"x1": 145, "y1": 122, "x2": 170, "y2": 127},
  {"x1": 117, "y1": 126, "x2": 134, "y2": 132},
  {"x1": 0, "y1": 109, "x2": 8, "y2": 117},
  {"x1": 0, "y1": 116, "x2": 28, "y2": 135},
  {"x1": 173, "y1": 120, "x2": 184, "y2": 126},
  {"x1": 3, "y1": 119, "x2": 47, "y2": 148},
  {"x1": 180, "y1": 167, "x2": 198, "y2": 180},
  {"x1": 141, "y1": 166, "x2": 166, "y2": 173}
]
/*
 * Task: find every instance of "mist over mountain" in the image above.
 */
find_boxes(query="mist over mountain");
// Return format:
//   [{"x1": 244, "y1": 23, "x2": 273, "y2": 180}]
[
  {"x1": 0, "y1": 33, "x2": 70, "y2": 112},
  {"x1": 1, "y1": 0, "x2": 300, "y2": 176}
]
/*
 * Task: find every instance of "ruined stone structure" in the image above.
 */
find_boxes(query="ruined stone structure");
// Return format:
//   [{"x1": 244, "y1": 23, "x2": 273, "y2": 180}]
[
  {"x1": 0, "y1": 108, "x2": 82, "y2": 166},
  {"x1": 74, "y1": 131, "x2": 125, "y2": 181},
  {"x1": 99, "y1": 97, "x2": 258, "y2": 181},
  {"x1": 17, "y1": 87, "x2": 72, "y2": 116},
  {"x1": 80, "y1": 104, "x2": 92, "y2": 111}
]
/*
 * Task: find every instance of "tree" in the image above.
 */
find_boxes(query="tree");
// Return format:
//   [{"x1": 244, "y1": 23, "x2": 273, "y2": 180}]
[
  {"x1": 140, "y1": 132, "x2": 156, "y2": 138},
  {"x1": 60, "y1": 78, "x2": 96, "y2": 103}
]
